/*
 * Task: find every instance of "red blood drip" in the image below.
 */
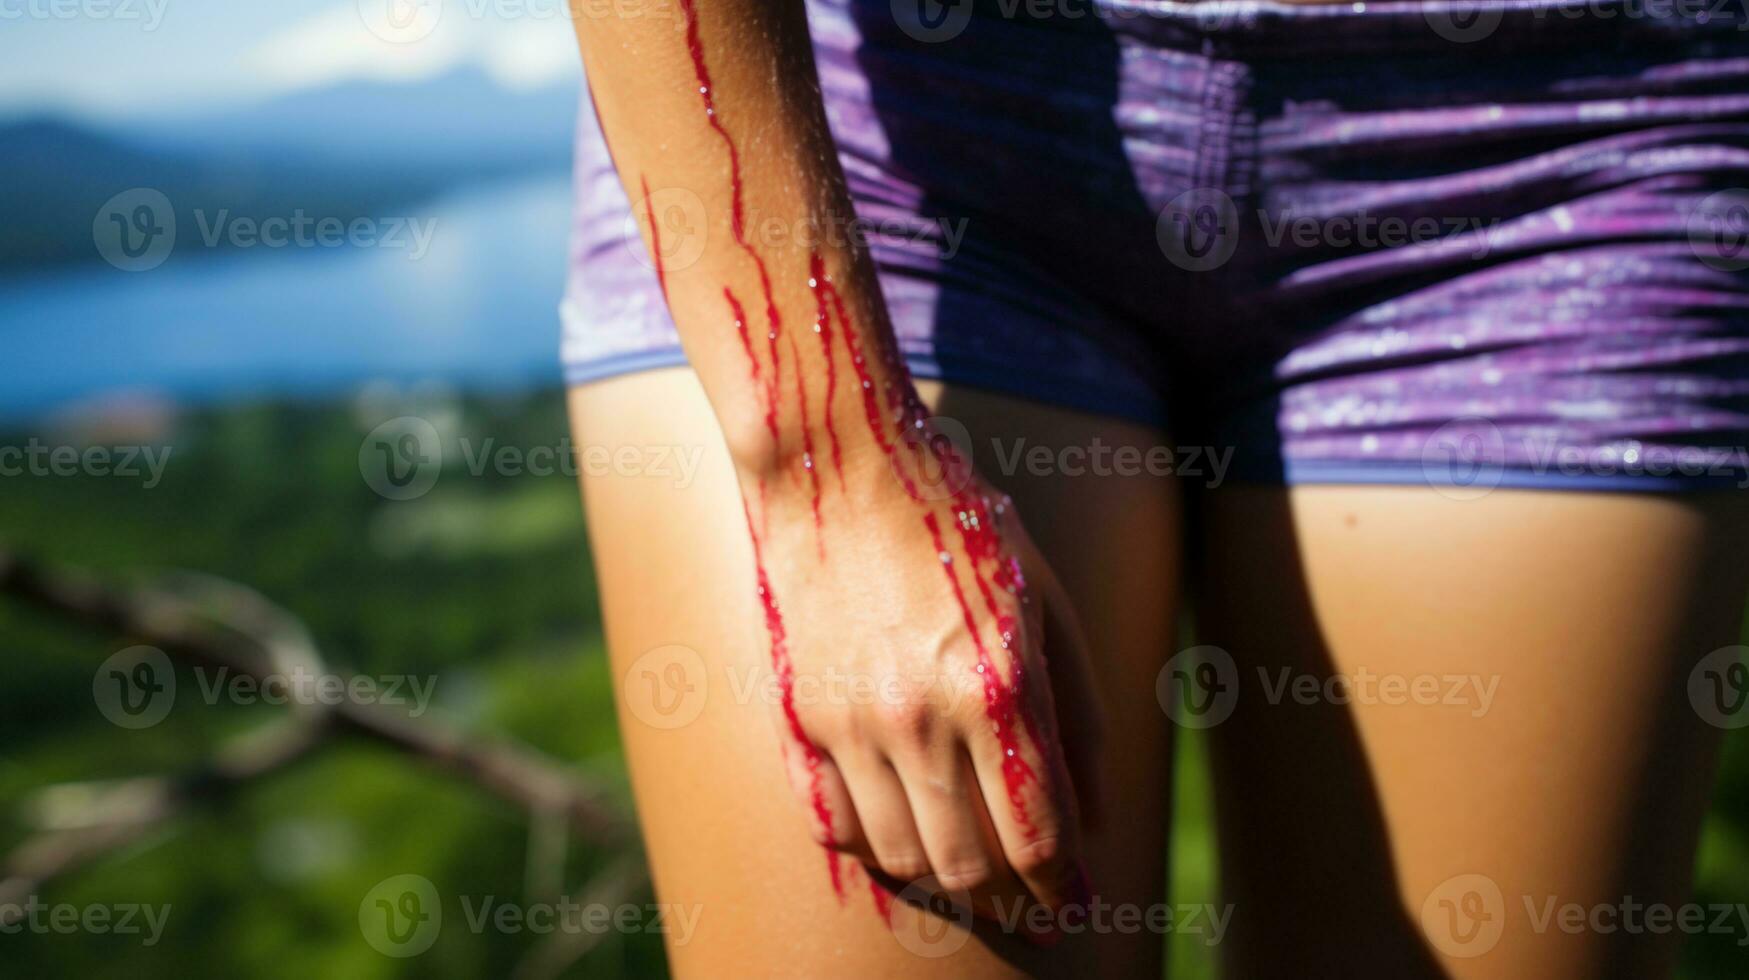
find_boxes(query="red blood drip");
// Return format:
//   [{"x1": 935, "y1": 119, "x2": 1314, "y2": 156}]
[
  {"x1": 743, "y1": 500, "x2": 844, "y2": 898},
  {"x1": 949, "y1": 495, "x2": 1005, "y2": 622},
  {"x1": 815, "y1": 271, "x2": 941, "y2": 501},
  {"x1": 787, "y1": 332, "x2": 825, "y2": 538},
  {"x1": 725, "y1": 288, "x2": 779, "y2": 447},
  {"x1": 822, "y1": 276, "x2": 896, "y2": 459},
  {"x1": 922, "y1": 512, "x2": 1037, "y2": 836},
  {"x1": 674, "y1": 0, "x2": 741, "y2": 235},
  {"x1": 806, "y1": 253, "x2": 846, "y2": 486},
  {"x1": 674, "y1": 0, "x2": 784, "y2": 414},
  {"x1": 640, "y1": 175, "x2": 667, "y2": 302}
]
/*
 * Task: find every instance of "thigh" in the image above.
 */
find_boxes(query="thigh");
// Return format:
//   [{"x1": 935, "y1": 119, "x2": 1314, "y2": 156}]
[
  {"x1": 1197, "y1": 485, "x2": 1749, "y2": 978},
  {"x1": 570, "y1": 369, "x2": 1181, "y2": 977}
]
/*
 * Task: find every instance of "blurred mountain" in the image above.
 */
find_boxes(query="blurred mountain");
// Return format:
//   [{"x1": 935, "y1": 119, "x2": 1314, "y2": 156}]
[
  {"x1": 0, "y1": 68, "x2": 577, "y2": 272},
  {"x1": 115, "y1": 68, "x2": 578, "y2": 172}
]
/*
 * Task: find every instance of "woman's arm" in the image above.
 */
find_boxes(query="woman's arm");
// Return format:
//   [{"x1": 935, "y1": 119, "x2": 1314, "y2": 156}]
[
  {"x1": 569, "y1": 0, "x2": 1101, "y2": 916},
  {"x1": 577, "y1": 0, "x2": 878, "y2": 473}
]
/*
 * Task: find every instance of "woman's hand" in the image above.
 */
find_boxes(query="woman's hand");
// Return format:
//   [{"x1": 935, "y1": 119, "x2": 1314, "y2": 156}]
[{"x1": 741, "y1": 428, "x2": 1105, "y2": 922}]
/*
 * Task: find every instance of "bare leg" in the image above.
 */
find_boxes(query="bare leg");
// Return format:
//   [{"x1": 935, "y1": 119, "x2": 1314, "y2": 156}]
[
  {"x1": 570, "y1": 369, "x2": 1180, "y2": 976},
  {"x1": 1197, "y1": 485, "x2": 1749, "y2": 978}
]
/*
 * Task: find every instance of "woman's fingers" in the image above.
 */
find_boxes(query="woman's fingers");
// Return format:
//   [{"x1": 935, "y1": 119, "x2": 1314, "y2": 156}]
[
  {"x1": 1021, "y1": 537, "x2": 1108, "y2": 830},
  {"x1": 834, "y1": 751, "x2": 931, "y2": 883},
  {"x1": 965, "y1": 686, "x2": 1086, "y2": 915},
  {"x1": 778, "y1": 739, "x2": 866, "y2": 856},
  {"x1": 1036, "y1": 567, "x2": 1107, "y2": 830},
  {"x1": 888, "y1": 743, "x2": 1008, "y2": 899}
]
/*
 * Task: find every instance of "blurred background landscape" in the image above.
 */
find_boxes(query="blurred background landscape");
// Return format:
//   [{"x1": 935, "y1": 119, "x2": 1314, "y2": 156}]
[{"x1": 1, "y1": 1, "x2": 1746, "y2": 977}]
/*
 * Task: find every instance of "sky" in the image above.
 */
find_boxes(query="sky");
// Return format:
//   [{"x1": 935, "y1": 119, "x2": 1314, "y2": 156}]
[{"x1": 0, "y1": 0, "x2": 581, "y2": 122}]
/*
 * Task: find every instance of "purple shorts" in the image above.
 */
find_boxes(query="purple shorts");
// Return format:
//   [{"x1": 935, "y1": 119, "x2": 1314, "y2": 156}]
[{"x1": 562, "y1": 0, "x2": 1749, "y2": 490}]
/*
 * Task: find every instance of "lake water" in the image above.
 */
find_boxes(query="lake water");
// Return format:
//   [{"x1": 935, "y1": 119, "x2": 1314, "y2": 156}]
[{"x1": 0, "y1": 173, "x2": 575, "y2": 421}]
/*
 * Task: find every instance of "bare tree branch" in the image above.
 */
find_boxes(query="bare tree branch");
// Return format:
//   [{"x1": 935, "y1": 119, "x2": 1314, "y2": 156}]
[
  {"x1": 0, "y1": 549, "x2": 630, "y2": 842},
  {"x1": 1, "y1": 717, "x2": 327, "y2": 925},
  {"x1": 0, "y1": 548, "x2": 644, "y2": 944}
]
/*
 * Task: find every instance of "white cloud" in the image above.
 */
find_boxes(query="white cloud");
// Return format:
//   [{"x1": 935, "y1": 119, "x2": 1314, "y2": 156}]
[{"x1": 249, "y1": 1, "x2": 577, "y2": 96}]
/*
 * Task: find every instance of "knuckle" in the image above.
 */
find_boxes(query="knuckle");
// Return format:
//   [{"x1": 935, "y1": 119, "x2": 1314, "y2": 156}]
[
  {"x1": 815, "y1": 825, "x2": 855, "y2": 852},
  {"x1": 799, "y1": 808, "x2": 851, "y2": 851},
  {"x1": 874, "y1": 696, "x2": 936, "y2": 742},
  {"x1": 874, "y1": 852, "x2": 932, "y2": 883},
  {"x1": 933, "y1": 862, "x2": 993, "y2": 894},
  {"x1": 1006, "y1": 833, "x2": 1066, "y2": 878}
]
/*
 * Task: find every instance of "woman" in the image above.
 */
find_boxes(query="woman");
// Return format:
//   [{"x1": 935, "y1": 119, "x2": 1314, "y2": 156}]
[{"x1": 562, "y1": 0, "x2": 1749, "y2": 975}]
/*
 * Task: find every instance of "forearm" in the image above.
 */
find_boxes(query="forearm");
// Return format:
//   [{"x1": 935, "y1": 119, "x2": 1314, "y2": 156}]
[{"x1": 571, "y1": 0, "x2": 915, "y2": 492}]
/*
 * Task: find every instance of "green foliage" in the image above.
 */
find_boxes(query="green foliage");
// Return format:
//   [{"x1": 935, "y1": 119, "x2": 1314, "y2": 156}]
[
  {"x1": 0, "y1": 390, "x2": 649, "y2": 978},
  {"x1": 1, "y1": 389, "x2": 1745, "y2": 978}
]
